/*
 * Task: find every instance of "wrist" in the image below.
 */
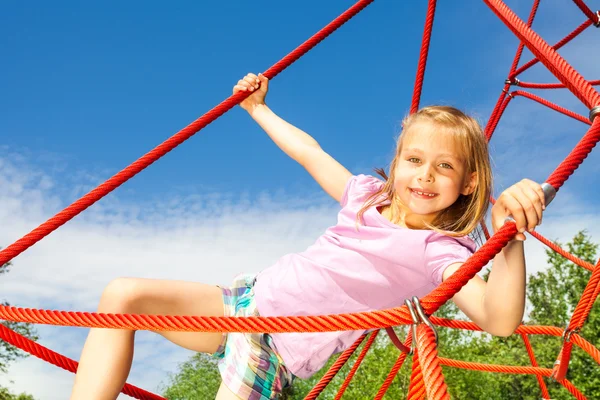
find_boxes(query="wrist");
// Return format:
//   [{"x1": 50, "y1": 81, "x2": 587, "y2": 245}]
[{"x1": 247, "y1": 102, "x2": 267, "y2": 118}]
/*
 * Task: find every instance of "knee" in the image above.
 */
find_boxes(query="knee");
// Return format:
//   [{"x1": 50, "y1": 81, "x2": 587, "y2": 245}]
[{"x1": 98, "y1": 277, "x2": 143, "y2": 313}]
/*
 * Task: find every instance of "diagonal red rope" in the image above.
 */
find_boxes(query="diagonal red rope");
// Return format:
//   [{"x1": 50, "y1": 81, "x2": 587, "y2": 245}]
[
  {"x1": 333, "y1": 330, "x2": 379, "y2": 400},
  {"x1": 520, "y1": 332, "x2": 551, "y2": 399},
  {"x1": 0, "y1": 323, "x2": 164, "y2": 400},
  {"x1": 304, "y1": 333, "x2": 368, "y2": 400},
  {"x1": 0, "y1": 0, "x2": 376, "y2": 268},
  {"x1": 509, "y1": 18, "x2": 594, "y2": 79}
]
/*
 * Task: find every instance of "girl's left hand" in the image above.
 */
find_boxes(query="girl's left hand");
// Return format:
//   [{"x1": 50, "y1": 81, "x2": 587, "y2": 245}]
[{"x1": 491, "y1": 179, "x2": 546, "y2": 241}]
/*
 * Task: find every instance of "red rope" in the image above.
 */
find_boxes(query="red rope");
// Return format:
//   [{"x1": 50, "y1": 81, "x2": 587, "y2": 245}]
[
  {"x1": 508, "y1": 0, "x2": 541, "y2": 76},
  {"x1": 333, "y1": 330, "x2": 379, "y2": 400},
  {"x1": 515, "y1": 79, "x2": 600, "y2": 90},
  {"x1": 509, "y1": 18, "x2": 594, "y2": 79},
  {"x1": 373, "y1": 330, "x2": 413, "y2": 399},
  {"x1": 303, "y1": 333, "x2": 367, "y2": 400},
  {"x1": 511, "y1": 90, "x2": 591, "y2": 125},
  {"x1": 552, "y1": 259, "x2": 600, "y2": 381},
  {"x1": 0, "y1": 0, "x2": 376, "y2": 268},
  {"x1": 570, "y1": 0, "x2": 599, "y2": 23},
  {"x1": 484, "y1": 0, "x2": 600, "y2": 109},
  {"x1": 546, "y1": 118, "x2": 600, "y2": 190},
  {"x1": 407, "y1": 351, "x2": 426, "y2": 400},
  {"x1": 415, "y1": 324, "x2": 449, "y2": 400},
  {"x1": 0, "y1": 324, "x2": 164, "y2": 400},
  {"x1": 410, "y1": 0, "x2": 437, "y2": 114},
  {"x1": 520, "y1": 332, "x2": 551, "y2": 399}
]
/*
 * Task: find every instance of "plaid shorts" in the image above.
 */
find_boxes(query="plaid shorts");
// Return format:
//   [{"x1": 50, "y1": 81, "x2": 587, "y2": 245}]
[{"x1": 213, "y1": 273, "x2": 294, "y2": 399}]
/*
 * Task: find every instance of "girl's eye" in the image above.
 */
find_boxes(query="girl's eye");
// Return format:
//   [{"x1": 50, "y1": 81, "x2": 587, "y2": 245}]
[
  {"x1": 408, "y1": 157, "x2": 420, "y2": 163},
  {"x1": 439, "y1": 163, "x2": 453, "y2": 169}
]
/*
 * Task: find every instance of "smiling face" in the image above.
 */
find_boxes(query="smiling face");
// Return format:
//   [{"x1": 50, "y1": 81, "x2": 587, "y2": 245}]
[{"x1": 391, "y1": 121, "x2": 477, "y2": 228}]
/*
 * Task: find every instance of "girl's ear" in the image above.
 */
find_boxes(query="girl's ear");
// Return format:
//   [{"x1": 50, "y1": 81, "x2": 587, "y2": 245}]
[{"x1": 461, "y1": 172, "x2": 477, "y2": 195}]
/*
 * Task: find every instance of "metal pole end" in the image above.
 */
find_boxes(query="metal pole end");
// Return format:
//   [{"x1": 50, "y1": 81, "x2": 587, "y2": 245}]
[
  {"x1": 590, "y1": 106, "x2": 600, "y2": 122},
  {"x1": 541, "y1": 183, "x2": 557, "y2": 207}
]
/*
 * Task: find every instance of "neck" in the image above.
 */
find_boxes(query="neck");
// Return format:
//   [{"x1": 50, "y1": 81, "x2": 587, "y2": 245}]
[{"x1": 380, "y1": 203, "x2": 434, "y2": 230}]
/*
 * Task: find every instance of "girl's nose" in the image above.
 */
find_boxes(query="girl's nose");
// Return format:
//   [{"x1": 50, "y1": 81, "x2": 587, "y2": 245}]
[{"x1": 418, "y1": 166, "x2": 434, "y2": 182}]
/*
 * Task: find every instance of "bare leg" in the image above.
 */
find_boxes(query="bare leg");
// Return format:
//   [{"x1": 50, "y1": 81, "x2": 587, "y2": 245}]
[
  {"x1": 70, "y1": 278, "x2": 225, "y2": 400},
  {"x1": 216, "y1": 382, "x2": 244, "y2": 400}
]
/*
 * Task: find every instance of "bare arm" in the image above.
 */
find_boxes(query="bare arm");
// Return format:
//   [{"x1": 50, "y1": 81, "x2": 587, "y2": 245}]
[
  {"x1": 443, "y1": 240, "x2": 525, "y2": 337},
  {"x1": 443, "y1": 179, "x2": 545, "y2": 337},
  {"x1": 235, "y1": 73, "x2": 352, "y2": 202}
]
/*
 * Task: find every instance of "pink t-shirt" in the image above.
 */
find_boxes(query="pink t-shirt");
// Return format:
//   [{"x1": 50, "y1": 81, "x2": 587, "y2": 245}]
[{"x1": 253, "y1": 174, "x2": 476, "y2": 379}]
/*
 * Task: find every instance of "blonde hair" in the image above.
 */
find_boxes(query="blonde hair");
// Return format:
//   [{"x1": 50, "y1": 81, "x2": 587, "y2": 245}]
[{"x1": 357, "y1": 105, "x2": 492, "y2": 238}]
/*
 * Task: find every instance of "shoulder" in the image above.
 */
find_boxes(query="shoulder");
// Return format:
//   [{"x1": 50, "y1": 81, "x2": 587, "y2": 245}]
[
  {"x1": 423, "y1": 232, "x2": 477, "y2": 285},
  {"x1": 340, "y1": 174, "x2": 384, "y2": 207}
]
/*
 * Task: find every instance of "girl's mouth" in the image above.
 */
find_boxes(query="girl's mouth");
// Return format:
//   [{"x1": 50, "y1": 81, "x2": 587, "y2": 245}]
[{"x1": 410, "y1": 188, "x2": 438, "y2": 199}]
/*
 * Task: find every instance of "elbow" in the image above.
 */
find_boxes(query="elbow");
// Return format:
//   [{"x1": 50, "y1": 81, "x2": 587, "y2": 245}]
[
  {"x1": 484, "y1": 319, "x2": 521, "y2": 338},
  {"x1": 489, "y1": 327, "x2": 516, "y2": 338}
]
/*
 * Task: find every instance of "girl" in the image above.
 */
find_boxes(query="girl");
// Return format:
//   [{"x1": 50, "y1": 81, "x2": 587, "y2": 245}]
[{"x1": 70, "y1": 73, "x2": 546, "y2": 400}]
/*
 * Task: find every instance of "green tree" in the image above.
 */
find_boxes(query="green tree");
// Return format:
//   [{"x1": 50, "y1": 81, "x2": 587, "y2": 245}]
[
  {"x1": 162, "y1": 231, "x2": 599, "y2": 399},
  {"x1": 0, "y1": 258, "x2": 38, "y2": 400},
  {"x1": 161, "y1": 353, "x2": 221, "y2": 399}
]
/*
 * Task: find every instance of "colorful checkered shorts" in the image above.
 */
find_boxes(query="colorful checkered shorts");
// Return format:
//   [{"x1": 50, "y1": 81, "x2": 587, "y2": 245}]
[{"x1": 213, "y1": 273, "x2": 294, "y2": 400}]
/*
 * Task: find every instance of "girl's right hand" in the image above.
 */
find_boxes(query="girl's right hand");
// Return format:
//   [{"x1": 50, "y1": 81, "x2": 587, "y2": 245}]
[{"x1": 233, "y1": 72, "x2": 269, "y2": 113}]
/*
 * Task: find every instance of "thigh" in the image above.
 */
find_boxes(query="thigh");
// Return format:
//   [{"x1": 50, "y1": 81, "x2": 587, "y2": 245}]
[
  {"x1": 109, "y1": 277, "x2": 226, "y2": 354},
  {"x1": 216, "y1": 382, "x2": 244, "y2": 400}
]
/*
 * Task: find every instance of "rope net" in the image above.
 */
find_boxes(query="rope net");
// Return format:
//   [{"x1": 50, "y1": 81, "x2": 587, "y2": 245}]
[{"x1": 1, "y1": 0, "x2": 599, "y2": 398}]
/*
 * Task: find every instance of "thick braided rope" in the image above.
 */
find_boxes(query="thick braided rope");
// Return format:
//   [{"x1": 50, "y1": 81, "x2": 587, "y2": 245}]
[
  {"x1": 547, "y1": 117, "x2": 600, "y2": 190},
  {"x1": 333, "y1": 330, "x2": 379, "y2": 400},
  {"x1": 509, "y1": 18, "x2": 594, "y2": 79},
  {"x1": 415, "y1": 324, "x2": 449, "y2": 400},
  {"x1": 484, "y1": 0, "x2": 600, "y2": 109},
  {"x1": 407, "y1": 351, "x2": 426, "y2": 400},
  {"x1": 520, "y1": 333, "x2": 551, "y2": 399},
  {"x1": 0, "y1": 0, "x2": 375, "y2": 268},
  {"x1": 0, "y1": 324, "x2": 164, "y2": 400},
  {"x1": 303, "y1": 333, "x2": 367, "y2": 400},
  {"x1": 409, "y1": 0, "x2": 437, "y2": 114}
]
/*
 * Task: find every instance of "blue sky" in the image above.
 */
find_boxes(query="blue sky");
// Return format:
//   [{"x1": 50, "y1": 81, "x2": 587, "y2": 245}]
[
  {"x1": 1, "y1": 1, "x2": 599, "y2": 399},
  {"x1": 1, "y1": 0, "x2": 552, "y2": 200}
]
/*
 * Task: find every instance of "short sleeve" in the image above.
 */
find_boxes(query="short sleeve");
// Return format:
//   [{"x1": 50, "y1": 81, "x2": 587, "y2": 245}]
[
  {"x1": 340, "y1": 174, "x2": 384, "y2": 207},
  {"x1": 424, "y1": 233, "x2": 477, "y2": 286}
]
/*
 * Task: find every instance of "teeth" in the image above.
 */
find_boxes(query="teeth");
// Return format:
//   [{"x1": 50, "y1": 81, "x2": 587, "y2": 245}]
[{"x1": 415, "y1": 190, "x2": 435, "y2": 197}]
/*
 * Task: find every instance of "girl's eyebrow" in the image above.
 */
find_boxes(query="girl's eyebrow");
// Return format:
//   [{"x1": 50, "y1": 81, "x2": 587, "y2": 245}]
[{"x1": 403, "y1": 148, "x2": 460, "y2": 160}]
